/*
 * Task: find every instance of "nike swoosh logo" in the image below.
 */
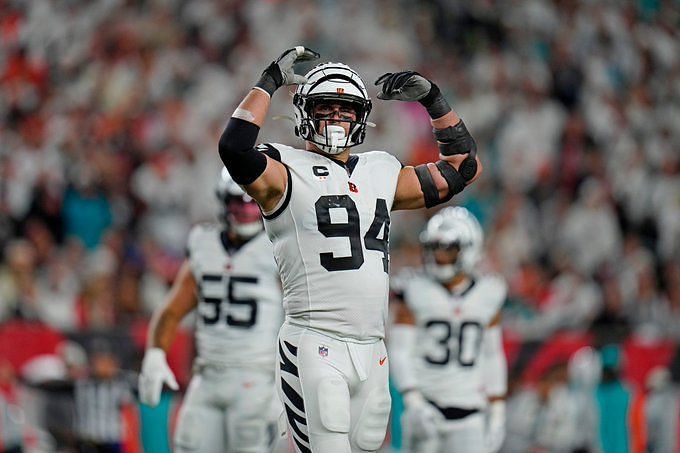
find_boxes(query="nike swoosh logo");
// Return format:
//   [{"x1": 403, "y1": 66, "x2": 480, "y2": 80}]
[{"x1": 379, "y1": 356, "x2": 387, "y2": 366}]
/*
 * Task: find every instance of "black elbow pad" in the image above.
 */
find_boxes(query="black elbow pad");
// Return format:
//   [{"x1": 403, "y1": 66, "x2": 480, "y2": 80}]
[{"x1": 218, "y1": 118, "x2": 267, "y2": 185}]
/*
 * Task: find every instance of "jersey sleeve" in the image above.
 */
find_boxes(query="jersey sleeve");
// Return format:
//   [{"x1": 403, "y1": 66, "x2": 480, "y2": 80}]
[
  {"x1": 262, "y1": 142, "x2": 303, "y2": 165},
  {"x1": 402, "y1": 274, "x2": 433, "y2": 313},
  {"x1": 186, "y1": 224, "x2": 201, "y2": 259},
  {"x1": 186, "y1": 224, "x2": 210, "y2": 280},
  {"x1": 256, "y1": 143, "x2": 297, "y2": 220},
  {"x1": 363, "y1": 151, "x2": 403, "y2": 209},
  {"x1": 478, "y1": 274, "x2": 508, "y2": 322},
  {"x1": 255, "y1": 143, "x2": 282, "y2": 162}
]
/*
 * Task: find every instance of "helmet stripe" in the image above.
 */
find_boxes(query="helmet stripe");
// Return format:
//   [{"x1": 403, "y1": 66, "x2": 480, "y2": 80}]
[{"x1": 306, "y1": 73, "x2": 367, "y2": 97}]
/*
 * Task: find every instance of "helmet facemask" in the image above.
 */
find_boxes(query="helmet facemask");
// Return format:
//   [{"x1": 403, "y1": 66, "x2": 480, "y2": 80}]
[
  {"x1": 422, "y1": 241, "x2": 464, "y2": 283},
  {"x1": 294, "y1": 63, "x2": 372, "y2": 155},
  {"x1": 221, "y1": 195, "x2": 262, "y2": 239}
]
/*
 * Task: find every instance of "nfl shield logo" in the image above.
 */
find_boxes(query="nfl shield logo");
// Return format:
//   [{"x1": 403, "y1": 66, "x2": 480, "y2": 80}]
[{"x1": 318, "y1": 346, "x2": 328, "y2": 358}]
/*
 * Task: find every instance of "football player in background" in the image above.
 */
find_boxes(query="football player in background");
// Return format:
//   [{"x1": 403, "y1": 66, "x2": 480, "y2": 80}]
[
  {"x1": 390, "y1": 207, "x2": 507, "y2": 453},
  {"x1": 217, "y1": 46, "x2": 481, "y2": 452},
  {"x1": 138, "y1": 169, "x2": 284, "y2": 453}
]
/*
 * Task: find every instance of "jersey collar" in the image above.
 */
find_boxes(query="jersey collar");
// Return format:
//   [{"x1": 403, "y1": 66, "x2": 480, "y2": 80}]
[
  {"x1": 220, "y1": 230, "x2": 255, "y2": 255},
  {"x1": 448, "y1": 278, "x2": 476, "y2": 297},
  {"x1": 327, "y1": 154, "x2": 360, "y2": 177}
]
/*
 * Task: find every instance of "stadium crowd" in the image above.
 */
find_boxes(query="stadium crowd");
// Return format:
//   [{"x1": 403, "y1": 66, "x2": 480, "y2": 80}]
[{"x1": 0, "y1": 0, "x2": 678, "y2": 451}]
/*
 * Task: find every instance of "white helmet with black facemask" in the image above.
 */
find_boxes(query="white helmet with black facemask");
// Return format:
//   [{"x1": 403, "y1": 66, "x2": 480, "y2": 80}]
[
  {"x1": 420, "y1": 207, "x2": 483, "y2": 283},
  {"x1": 216, "y1": 168, "x2": 262, "y2": 239},
  {"x1": 293, "y1": 62, "x2": 372, "y2": 155}
]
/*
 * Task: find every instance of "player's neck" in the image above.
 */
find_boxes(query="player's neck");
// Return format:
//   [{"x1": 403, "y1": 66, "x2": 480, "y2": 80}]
[
  {"x1": 220, "y1": 229, "x2": 249, "y2": 252},
  {"x1": 305, "y1": 142, "x2": 351, "y2": 163},
  {"x1": 445, "y1": 274, "x2": 470, "y2": 292}
]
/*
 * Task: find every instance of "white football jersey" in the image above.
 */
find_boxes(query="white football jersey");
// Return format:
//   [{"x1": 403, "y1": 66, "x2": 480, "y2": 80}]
[
  {"x1": 403, "y1": 273, "x2": 507, "y2": 409},
  {"x1": 261, "y1": 143, "x2": 402, "y2": 343},
  {"x1": 187, "y1": 224, "x2": 283, "y2": 368}
]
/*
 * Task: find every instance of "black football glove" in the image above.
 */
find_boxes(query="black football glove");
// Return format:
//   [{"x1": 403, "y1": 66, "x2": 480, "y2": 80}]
[
  {"x1": 375, "y1": 71, "x2": 432, "y2": 102},
  {"x1": 255, "y1": 46, "x2": 320, "y2": 97},
  {"x1": 375, "y1": 71, "x2": 451, "y2": 119}
]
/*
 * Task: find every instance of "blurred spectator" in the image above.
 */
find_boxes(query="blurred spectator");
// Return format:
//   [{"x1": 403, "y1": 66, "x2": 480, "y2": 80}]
[
  {"x1": 0, "y1": 360, "x2": 25, "y2": 453},
  {"x1": 40, "y1": 341, "x2": 90, "y2": 452},
  {"x1": 557, "y1": 178, "x2": 622, "y2": 276},
  {"x1": 0, "y1": 239, "x2": 40, "y2": 321},
  {"x1": 76, "y1": 248, "x2": 118, "y2": 331},
  {"x1": 62, "y1": 171, "x2": 113, "y2": 251},
  {"x1": 130, "y1": 150, "x2": 192, "y2": 255},
  {"x1": 596, "y1": 345, "x2": 637, "y2": 453},
  {"x1": 504, "y1": 362, "x2": 579, "y2": 452},
  {"x1": 644, "y1": 367, "x2": 679, "y2": 453},
  {"x1": 506, "y1": 260, "x2": 602, "y2": 341}
]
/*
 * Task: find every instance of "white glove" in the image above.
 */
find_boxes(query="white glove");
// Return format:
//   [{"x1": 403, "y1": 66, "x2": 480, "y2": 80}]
[
  {"x1": 138, "y1": 348, "x2": 179, "y2": 407},
  {"x1": 485, "y1": 400, "x2": 506, "y2": 452},
  {"x1": 403, "y1": 390, "x2": 443, "y2": 440}
]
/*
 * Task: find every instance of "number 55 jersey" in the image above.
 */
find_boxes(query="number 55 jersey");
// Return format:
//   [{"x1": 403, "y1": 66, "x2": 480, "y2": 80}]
[
  {"x1": 260, "y1": 144, "x2": 402, "y2": 343},
  {"x1": 187, "y1": 224, "x2": 284, "y2": 369},
  {"x1": 402, "y1": 273, "x2": 507, "y2": 409}
]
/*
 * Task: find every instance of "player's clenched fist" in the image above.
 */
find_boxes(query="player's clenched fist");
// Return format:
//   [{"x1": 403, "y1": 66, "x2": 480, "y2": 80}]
[
  {"x1": 255, "y1": 46, "x2": 320, "y2": 97},
  {"x1": 375, "y1": 70, "x2": 452, "y2": 121},
  {"x1": 374, "y1": 71, "x2": 433, "y2": 102},
  {"x1": 138, "y1": 348, "x2": 179, "y2": 407}
]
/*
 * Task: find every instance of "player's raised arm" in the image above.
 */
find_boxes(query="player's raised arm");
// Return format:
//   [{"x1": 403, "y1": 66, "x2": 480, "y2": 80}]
[
  {"x1": 374, "y1": 72, "x2": 483, "y2": 211},
  {"x1": 217, "y1": 46, "x2": 319, "y2": 213},
  {"x1": 138, "y1": 260, "x2": 196, "y2": 406}
]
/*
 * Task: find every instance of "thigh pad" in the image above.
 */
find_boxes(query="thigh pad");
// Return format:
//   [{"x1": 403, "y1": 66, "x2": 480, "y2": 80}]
[
  {"x1": 353, "y1": 386, "x2": 391, "y2": 451},
  {"x1": 317, "y1": 377, "x2": 351, "y2": 433}
]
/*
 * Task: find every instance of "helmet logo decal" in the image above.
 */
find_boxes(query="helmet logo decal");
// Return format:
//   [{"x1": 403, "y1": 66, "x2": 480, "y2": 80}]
[{"x1": 336, "y1": 87, "x2": 345, "y2": 94}]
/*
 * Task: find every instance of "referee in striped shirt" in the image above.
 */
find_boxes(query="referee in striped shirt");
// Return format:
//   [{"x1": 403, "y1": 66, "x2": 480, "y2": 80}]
[{"x1": 74, "y1": 341, "x2": 133, "y2": 453}]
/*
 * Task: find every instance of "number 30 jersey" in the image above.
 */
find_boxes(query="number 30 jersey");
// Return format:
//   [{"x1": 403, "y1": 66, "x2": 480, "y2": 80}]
[
  {"x1": 403, "y1": 273, "x2": 507, "y2": 409},
  {"x1": 187, "y1": 224, "x2": 284, "y2": 369},
  {"x1": 261, "y1": 144, "x2": 402, "y2": 343}
]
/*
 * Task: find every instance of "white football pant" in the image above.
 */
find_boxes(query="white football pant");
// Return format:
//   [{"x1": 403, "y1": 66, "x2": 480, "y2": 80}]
[
  {"x1": 276, "y1": 322, "x2": 391, "y2": 453},
  {"x1": 174, "y1": 366, "x2": 275, "y2": 453},
  {"x1": 402, "y1": 411, "x2": 485, "y2": 453}
]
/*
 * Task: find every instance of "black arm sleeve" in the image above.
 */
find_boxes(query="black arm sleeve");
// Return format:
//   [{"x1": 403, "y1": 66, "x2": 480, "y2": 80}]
[{"x1": 218, "y1": 118, "x2": 267, "y2": 185}]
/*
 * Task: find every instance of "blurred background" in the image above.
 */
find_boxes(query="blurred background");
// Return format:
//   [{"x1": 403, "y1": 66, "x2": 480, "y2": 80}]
[{"x1": 0, "y1": 0, "x2": 678, "y2": 451}]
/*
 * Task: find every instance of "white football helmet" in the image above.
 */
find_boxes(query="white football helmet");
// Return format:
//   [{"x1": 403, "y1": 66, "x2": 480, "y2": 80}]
[
  {"x1": 420, "y1": 207, "x2": 483, "y2": 282},
  {"x1": 293, "y1": 62, "x2": 372, "y2": 155},
  {"x1": 216, "y1": 168, "x2": 262, "y2": 239}
]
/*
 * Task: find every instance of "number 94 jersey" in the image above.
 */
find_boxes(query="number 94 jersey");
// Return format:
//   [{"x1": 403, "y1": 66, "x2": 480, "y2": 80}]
[
  {"x1": 187, "y1": 224, "x2": 284, "y2": 369},
  {"x1": 261, "y1": 144, "x2": 402, "y2": 343},
  {"x1": 403, "y1": 273, "x2": 507, "y2": 409}
]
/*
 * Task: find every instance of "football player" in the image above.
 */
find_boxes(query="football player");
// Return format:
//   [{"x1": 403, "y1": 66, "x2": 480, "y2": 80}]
[
  {"x1": 217, "y1": 46, "x2": 482, "y2": 452},
  {"x1": 138, "y1": 169, "x2": 284, "y2": 453},
  {"x1": 390, "y1": 207, "x2": 507, "y2": 453}
]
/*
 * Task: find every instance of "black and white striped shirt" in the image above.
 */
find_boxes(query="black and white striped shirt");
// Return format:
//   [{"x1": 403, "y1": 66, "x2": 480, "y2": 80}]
[{"x1": 75, "y1": 377, "x2": 132, "y2": 443}]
